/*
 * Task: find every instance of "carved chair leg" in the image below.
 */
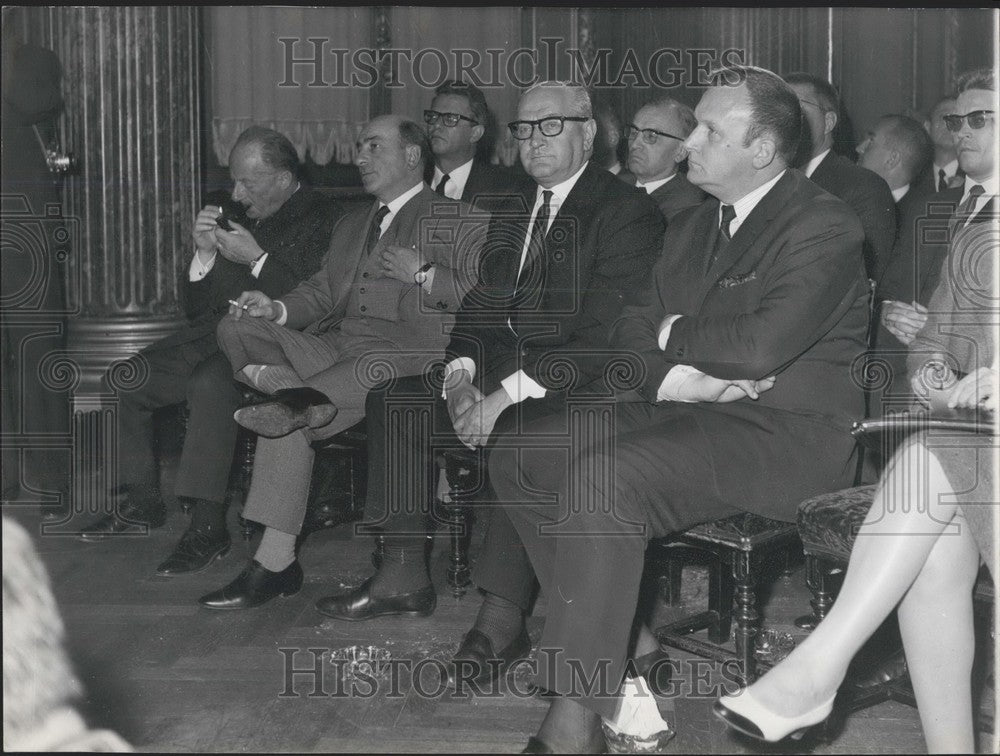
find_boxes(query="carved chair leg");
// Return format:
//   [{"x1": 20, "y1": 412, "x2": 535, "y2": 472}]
[
  {"x1": 732, "y1": 550, "x2": 760, "y2": 685},
  {"x1": 444, "y1": 498, "x2": 471, "y2": 597},
  {"x1": 795, "y1": 554, "x2": 836, "y2": 630}
]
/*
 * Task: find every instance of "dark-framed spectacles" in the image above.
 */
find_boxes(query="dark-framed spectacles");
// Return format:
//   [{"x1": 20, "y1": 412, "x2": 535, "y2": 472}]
[
  {"x1": 424, "y1": 109, "x2": 478, "y2": 127},
  {"x1": 943, "y1": 110, "x2": 995, "y2": 132},
  {"x1": 624, "y1": 124, "x2": 685, "y2": 145},
  {"x1": 507, "y1": 116, "x2": 590, "y2": 140}
]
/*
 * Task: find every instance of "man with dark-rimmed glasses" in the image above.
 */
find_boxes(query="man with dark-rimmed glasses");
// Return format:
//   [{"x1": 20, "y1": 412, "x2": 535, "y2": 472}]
[
  {"x1": 423, "y1": 79, "x2": 515, "y2": 212},
  {"x1": 624, "y1": 96, "x2": 706, "y2": 222},
  {"x1": 316, "y1": 83, "x2": 664, "y2": 658}
]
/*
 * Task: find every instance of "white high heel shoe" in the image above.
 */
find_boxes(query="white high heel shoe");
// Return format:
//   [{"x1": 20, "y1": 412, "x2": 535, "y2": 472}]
[{"x1": 713, "y1": 689, "x2": 836, "y2": 742}]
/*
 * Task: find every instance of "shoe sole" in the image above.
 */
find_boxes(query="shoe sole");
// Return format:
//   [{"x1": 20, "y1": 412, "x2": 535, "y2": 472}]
[
  {"x1": 316, "y1": 603, "x2": 437, "y2": 622},
  {"x1": 234, "y1": 404, "x2": 337, "y2": 438},
  {"x1": 199, "y1": 583, "x2": 304, "y2": 611},
  {"x1": 154, "y1": 544, "x2": 232, "y2": 578}
]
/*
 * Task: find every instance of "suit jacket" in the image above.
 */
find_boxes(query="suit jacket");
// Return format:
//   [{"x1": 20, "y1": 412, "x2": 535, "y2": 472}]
[
  {"x1": 914, "y1": 164, "x2": 965, "y2": 196},
  {"x1": 613, "y1": 169, "x2": 869, "y2": 428},
  {"x1": 281, "y1": 186, "x2": 484, "y2": 351},
  {"x1": 446, "y1": 163, "x2": 665, "y2": 395},
  {"x1": 809, "y1": 151, "x2": 896, "y2": 281},
  {"x1": 627, "y1": 173, "x2": 707, "y2": 224},
  {"x1": 460, "y1": 160, "x2": 525, "y2": 213},
  {"x1": 151, "y1": 187, "x2": 338, "y2": 352}
]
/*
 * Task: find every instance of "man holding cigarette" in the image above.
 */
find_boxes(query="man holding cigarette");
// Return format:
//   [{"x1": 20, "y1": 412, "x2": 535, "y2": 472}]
[{"x1": 80, "y1": 127, "x2": 337, "y2": 580}]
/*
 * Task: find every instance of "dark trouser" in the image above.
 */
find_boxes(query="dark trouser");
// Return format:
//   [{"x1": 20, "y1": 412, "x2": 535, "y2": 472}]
[
  {"x1": 114, "y1": 335, "x2": 241, "y2": 507},
  {"x1": 361, "y1": 373, "x2": 556, "y2": 598}
]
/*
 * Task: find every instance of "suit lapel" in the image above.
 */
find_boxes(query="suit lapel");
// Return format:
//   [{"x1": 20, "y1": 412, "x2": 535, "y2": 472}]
[{"x1": 708, "y1": 172, "x2": 794, "y2": 279}]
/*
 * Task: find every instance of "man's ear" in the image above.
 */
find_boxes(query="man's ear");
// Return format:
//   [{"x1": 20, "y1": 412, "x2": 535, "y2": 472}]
[
  {"x1": 823, "y1": 109, "x2": 838, "y2": 137},
  {"x1": 582, "y1": 118, "x2": 597, "y2": 152},
  {"x1": 405, "y1": 144, "x2": 421, "y2": 169},
  {"x1": 276, "y1": 169, "x2": 294, "y2": 191},
  {"x1": 885, "y1": 148, "x2": 902, "y2": 172},
  {"x1": 751, "y1": 136, "x2": 778, "y2": 169},
  {"x1": 469, "y1": 123, "x2": 485, "y2": 145}
]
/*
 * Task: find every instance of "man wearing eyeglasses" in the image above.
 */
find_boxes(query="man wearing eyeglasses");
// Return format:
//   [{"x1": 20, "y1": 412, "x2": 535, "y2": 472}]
[
  {"x1": 313, "y1": 82, "x2": 664, "y2": 642},
  {"x1": 785, "y1": 72, "x2": 896, "y2": 281},
  {"x1": 624, "y1": 96, "x2": 706, "y2": 222},
  {"x1": 876, "y1": 68, "x2": 997, "y2": 403},
  {"x1": 423, "y1": 80, "x2": 517, "y2": 212}
]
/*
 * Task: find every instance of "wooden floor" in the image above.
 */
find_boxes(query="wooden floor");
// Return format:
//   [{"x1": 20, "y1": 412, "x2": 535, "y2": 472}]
[{"x1": 7, "y1": 455, "x2": 997, "y2": 754}]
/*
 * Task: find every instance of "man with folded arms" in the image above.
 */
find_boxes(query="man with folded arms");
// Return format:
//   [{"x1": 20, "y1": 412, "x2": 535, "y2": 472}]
[
  {"x1": 197, "y1": 115, "x2": 484, "y2": 609},
  {"x1": 490, "y1": 66, "x2": 869, "y2": 751}
]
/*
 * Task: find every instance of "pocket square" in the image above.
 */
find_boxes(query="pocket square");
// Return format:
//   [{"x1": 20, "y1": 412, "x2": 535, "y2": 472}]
[{"x1": 717, "y1": 270, "x2": 757, "y2": 289}]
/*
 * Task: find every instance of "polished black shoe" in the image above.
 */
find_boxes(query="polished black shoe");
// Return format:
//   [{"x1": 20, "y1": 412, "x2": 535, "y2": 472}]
[
  {"x1": 234, "y1": 387, "x2": 338, "y2": 438},
  {"x1": 78, "y1": 504, "x2": 166, "y2": 541},
  {"x1": 314, "y1": 576, "x2": 436, "y2": 621},
  {"x1": 198, "y1": 560, "x2": 303, "y2": 609},
  {"x1": 445, "y1": 627, "x2": 532, "y2": 691},
  {"x1": 155, "y1": 526, "x2": 231, "y2": 576}
]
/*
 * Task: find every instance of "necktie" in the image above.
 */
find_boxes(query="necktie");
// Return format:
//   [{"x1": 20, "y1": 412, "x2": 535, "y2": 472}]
[
  {"x1": 938, "y1": 168, "x2": 948, "y2": 193},
  {"x1": 365, "y1": 205, "x2": 390, "y2": 255},
  {"x1": 709, "y1": 203, "x2": 736, "y2": 269},
  {"x1": 435, "y1": 174, "x2": 450, "y2": 197},
  {"x1": 956, "y1": 184, "x2": 985, "y2": 227},
  {"x1": 512, "y1": 190, "x2": 554, "y2": 331}
]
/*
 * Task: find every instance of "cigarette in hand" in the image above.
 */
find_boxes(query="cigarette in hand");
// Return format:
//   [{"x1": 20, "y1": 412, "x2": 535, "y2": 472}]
[{"x1": 228, "y1": 299, "x2": 250, "y2": 311}]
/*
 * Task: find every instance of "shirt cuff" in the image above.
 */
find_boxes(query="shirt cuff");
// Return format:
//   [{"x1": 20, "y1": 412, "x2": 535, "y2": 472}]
[
  {"x1": 656, "y1": 364, "x2": 702, "y2": 403},
  {"x1": 189, "y1": 249, "x2": 217, "y2": 281},
  {"x1": 442, "y1": 357, "x2": 477, "y2": 399},
  {"x1": 657, "y1": 314, "x2": 683, "y2": 350},
  {"x1": 500, "y1": 370, "x2": 547, "y2": 403},
  {"x1": 250, "y1": 253, "x2": 268, "y2": 278},
  {"x1": 275, "y1": 301, "x2": 288, "y2": 326}
]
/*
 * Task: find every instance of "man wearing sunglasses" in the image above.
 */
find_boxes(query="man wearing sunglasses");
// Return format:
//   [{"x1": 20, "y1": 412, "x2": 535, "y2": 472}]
[
  {"x1": 423, "y1": 80, "x2": 517, "y2": 212},
  {"x1": 877, "y1": 68, "x2": 997, "y2": 402},
  {"x1": 785, "y1": 72, "x2": 896, "y2": 282},
  {"x1": 316, "y1": 82, "x2": 664, "y2": 647},
  {"x1": 624, "y1": 96, "x2": 706, "y2": 222}
]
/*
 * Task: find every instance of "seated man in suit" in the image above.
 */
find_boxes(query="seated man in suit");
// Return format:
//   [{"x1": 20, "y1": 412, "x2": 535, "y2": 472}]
[
  {"x1": 197, "y1": 115, "x2": 484, "y2": 609},
  {"x1": 875, "y1": 68, "x2": 998, "y2": 407},
  {"x1": 79, "y1": 127, "x2": 338, "y2": 574},
  {"x1": 593, "y1": 99, "x2": 628, "y2": 179},
  {"x1": 490, "y1": 65, "x2": 869, "y2": 751},
  {"x1": 424, "y1": 79, "x2": 515, "y2": 211},
  {"x1": 785, "y1": 72, "x2": 896, "y2": 281},
  {"x1": 312, "y1": 81, "x2": 664, "y2": 625},
  {"x1": 857, "y1": 114, "x2": 933, "y2": 224},
  {"x1": 624, "y1": 95, "x2": 706, "y2": 222}
]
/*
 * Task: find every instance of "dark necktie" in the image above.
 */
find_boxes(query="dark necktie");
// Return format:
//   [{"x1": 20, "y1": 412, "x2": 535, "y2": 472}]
[
  {"x1": 954, "y1": 184, "x2": 985, "y2": 229},
  {"x1": 365, "y1": 205, "x2": 390, "y2": 255},
  {"x1": 435, "y1": 174, "x2": 450, "y2": 196},
  {"x1": 938, "y1": 168, "x2": 948, "y2": 193},
  {"x1": 709, "y1": 203, "x2": 737, "y2": 269},
  {"x1": 512, "y1": 190, "x2": 554, "y2": 331}
]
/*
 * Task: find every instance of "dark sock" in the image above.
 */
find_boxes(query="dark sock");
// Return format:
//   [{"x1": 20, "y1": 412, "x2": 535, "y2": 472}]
[
  {"x1": 370, "y1": 537, "x2": 431, "y2": 595},
  {"x1": 536, "y1": 697, "x2": 604, "y2": 752},
  {"x1": 473, "y1": 591, "x2": 524, "y2": 651},
  {"x1": 190, "y1": 499, "x2": 227, "y2": 533}
]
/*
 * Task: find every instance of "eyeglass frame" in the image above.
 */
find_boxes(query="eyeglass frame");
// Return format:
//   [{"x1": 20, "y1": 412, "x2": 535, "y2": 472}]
[
  {"x1": 624, "y1": 124, "x2": 686, "y2": 145},
  {"x1": 507, "y1": 115, "x2": 590, "y2": 140},
  {"x1": 423, "y1": 109, "x2": 479, "y2": 127},
  {"x1": 943, "y1": 110, "x2": 995, "y2": 132}
]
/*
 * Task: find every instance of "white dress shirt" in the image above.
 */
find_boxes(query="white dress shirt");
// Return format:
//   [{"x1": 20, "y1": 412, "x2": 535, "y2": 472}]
[
  {"x1": 431, "y1": 158, "x2": 474, "y2": 201},
  {"x1": 891, "y1": 184, "x2": 910, "y2": 204},
  {"x1": 803, "y1": 148, "x2": 831, "y2": 179},
  {"x1": 959, "y1": 173, "x2": 998, "y2": 222},
  {"x1": 636, "y1": 173, "x2": 677, "y2": 195},
  {"x1": 444, "y1": 160, "x2": 591, "y2": 403},
  {"x1": 655, "y1": 170, "x2": 787, "y2": 402}
]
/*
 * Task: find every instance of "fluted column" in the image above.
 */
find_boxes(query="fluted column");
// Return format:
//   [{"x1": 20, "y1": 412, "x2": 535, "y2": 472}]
[{"x1": 32, "y1": 6, "x2": 201, "y2": 394}]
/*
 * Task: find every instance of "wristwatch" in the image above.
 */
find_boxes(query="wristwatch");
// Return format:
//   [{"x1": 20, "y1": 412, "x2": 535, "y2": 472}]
[{"x1": 414, "y1": 262, "x2": 434, "y2": 285}]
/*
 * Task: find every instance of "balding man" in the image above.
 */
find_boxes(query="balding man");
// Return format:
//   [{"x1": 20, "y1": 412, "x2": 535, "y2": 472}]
[
  {"x1": 857, "y1": 114, "x2": 934, "y2": 227},
  {"x1": 785, "y1": 72, "x2": 896, "y2": 280},
  {"x1": 625, "y1": 96, "x2": 707, "y2": 222},
  {"x1": 495, "y1": 66, "x2": 868, "y2": 750},
  {"x1": 313, "y1": 81, "x2": 665, "y2": 627},
  {"x1": 197, "y1": 115, "x2": 485, "y2": 609},
  {"x1": 79, "y1": 127, "x2": 338, "y2": 570}
]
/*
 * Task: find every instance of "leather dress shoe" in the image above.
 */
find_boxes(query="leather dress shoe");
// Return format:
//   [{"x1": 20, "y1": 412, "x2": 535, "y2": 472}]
[
  {"x1": 314, "y1": 576, "x2": 436, "y2": 621},
  {"x1": 445, "y1": 627, "x2": 531, "y2": 691},
  {"x1": 234, "y1": 387, "x2": 337, "y2": 438},
  {"x1": 155, "y1": 526, "x2": 231, "y2": 576},
  {"x1": 78, "y1": 504, "x2": 166, "y2": 541},
  {"x1": 854, "y1": 647, "x2": 908, "y2": 689},
  {"x1": 198, "y1": 560, "x2": 303, "y2": 609}
]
